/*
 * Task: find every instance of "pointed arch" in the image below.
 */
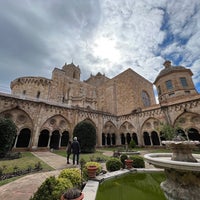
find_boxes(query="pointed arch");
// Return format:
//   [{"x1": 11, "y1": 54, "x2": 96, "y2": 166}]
[
  {"x1": 119, "y1": 121, "x2": 135, "y2": 133},
  {"x1": 40, "y1": 114, "x2": 71, "y2": 134},
  {"x1": 102, "y1": 133, "x2": 106, "y2": 145},
  {"x1": 187, "y1": 128, "x2": 200, "y2": 141},
  {"x1": 61, "y1": 131, "x2": 69, "y2": 147},
  {"x1": 82, "y1": 118, "x2": 97, "y2": 130},
  {"x1": 102, "y1": 121, "x2": 117, "y2": 146},
  {"x1": 50, "y1": 130, "x2": 60, "y2": 149},
  {"x1": 111, "y1": 133, "x2": 116, "y2": 145},
  {"x1": 103, "y1": 121, "x2": 117, "y2": 133},
  {"x1": 174, "y1": 112, "x2": 200, "y2": 132},
  {"x1": 143, "y1": 132, "x2": 151, "y2": 146},
  {"x1": 141, "y1": 117, "x2": 160, "y2": 133},
  {"x1": 120, "y1": 133, "x2": 126, "y2": 145},
  {"x1": 126, "y1": 133, "x2": 131, "y2": 144},
  {"x1": 16, "y1": 128, "x2": 31, "y2": 148},
  {"x1": 132, "y1": 132, "x2": 138, "y2": 145},
  {"x1": 38, "y1": 129, "x2": 50, "y2": 147},
  {"x1": 151, "y1": 131, "x2": 160, "y2": 145}
]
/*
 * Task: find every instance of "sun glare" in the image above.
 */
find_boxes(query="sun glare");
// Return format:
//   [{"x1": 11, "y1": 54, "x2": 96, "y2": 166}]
[{"x1": 93, "y1": 37, "x2": 121, "y2": 62}]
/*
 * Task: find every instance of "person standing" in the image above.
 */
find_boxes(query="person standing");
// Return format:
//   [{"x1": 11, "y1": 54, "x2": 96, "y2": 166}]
[
  {"x1": 71, "y1": 137, "x2": 80, "y2": 165},
  {"x1": 66, "y1": 141, "x2": 72, "y2": 164}
]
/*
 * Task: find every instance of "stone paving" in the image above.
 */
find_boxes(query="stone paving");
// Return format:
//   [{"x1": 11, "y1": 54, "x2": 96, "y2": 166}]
[
  {"x1": 0, "y1": 150, "x2": 156, "y2": 200},
  {"x1": 0, "y1": 152, "x2": 68, "y2": 200}
]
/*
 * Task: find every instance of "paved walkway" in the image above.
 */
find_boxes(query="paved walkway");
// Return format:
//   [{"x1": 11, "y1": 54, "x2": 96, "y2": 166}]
[
  {"x1": 0, "y1": 152, "x2": 69, "y2": 200},
  {"x1": 0, "y1": 150, "x2": 155, "y2": 200}
]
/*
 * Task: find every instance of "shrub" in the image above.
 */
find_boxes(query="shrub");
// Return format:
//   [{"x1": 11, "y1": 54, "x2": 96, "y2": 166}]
[
  {"x1": 82, "y1": 161, "x2": 102, "y2": 179},
  {"x1": 106, "y1": 158, "x2": 122, "y2": 172},
  {"x1": 120, "y1": 154, "x2": 128, "y2": 169},
  {"x1": 59, "y1": 168, "x2": 82, "y2": 187},
  {"x1": 129, "y1": 139, "x2": 136, "y2": 149},
  {"x1": 129, "y1": 155, "x2": 145, "y2": 168},
  {"x1": 52, "y1": 178, "x2": 73, "y2": 199},
  {"x1": 73, "y1": 121, "x2": 96, "y2": 153},
  {"x1": 0, "y1": 118, "x2": 17, "y2": 158},
  {"x1": 30, "y1": 176, "x2": 73, "y2": 200}
]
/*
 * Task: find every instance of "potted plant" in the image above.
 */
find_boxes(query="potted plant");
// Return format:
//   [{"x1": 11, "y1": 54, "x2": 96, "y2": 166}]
[
  {"x1": 125, "y1": 159, "x2": 133, "y2": 169},
  {"x1": 87, "y1": 165, "x2": 98, "y2": 179},
  {"x1": 61, "y1": 188, "x2": 84, "y2": 200},
  {"x1": 84, "y1": 161, "x2": 102, "y2": 179}
]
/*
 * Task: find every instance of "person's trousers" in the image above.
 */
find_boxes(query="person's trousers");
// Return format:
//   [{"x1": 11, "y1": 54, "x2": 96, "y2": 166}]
[
  {"x1": 73, "y1": 153, "x2": 79, "y2": 165},
  {"x1": 67, "y1": 153, "x2": 70, "y2": 163}
]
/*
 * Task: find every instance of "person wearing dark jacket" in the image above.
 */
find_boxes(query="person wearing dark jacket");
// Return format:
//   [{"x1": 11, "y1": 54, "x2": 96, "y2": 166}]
[
  {"x1": 71, "y1": 137, "x2": 80, "y2": 165},
  {"x1": 66, "y1": 141, "x2": 72, "y2": 164}
]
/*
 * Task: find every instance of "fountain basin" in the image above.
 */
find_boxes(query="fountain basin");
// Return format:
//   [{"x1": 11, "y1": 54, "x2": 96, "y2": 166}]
[
  {"x1": 144, "y1": 153, "x2": 200, "y2": 171},
  {"x1": 144, "y1": 153, "x2": 200, "y2": 200}
]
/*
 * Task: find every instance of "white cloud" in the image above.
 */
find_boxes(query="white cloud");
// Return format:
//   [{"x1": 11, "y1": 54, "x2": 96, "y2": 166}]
[{"x1": 0, "y1": 0, "x2": 200, "y2": 93}]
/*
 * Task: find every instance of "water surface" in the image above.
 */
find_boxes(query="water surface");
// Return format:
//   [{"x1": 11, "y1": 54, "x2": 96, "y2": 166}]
[{"x1": 96, "y1": 172, "x2": 166, "y2": 200}]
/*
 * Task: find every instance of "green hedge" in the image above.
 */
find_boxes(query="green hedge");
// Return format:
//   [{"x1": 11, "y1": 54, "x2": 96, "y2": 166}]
[
  {"x1": 129, "y1": 155, "x2": 145, "y2": 168},
  {"x1": 106, "y1": 158, "x2": 122, "y2": 172},
  {"x1": 73, "y1": 121, "x2": 96, "y2": 153},
  {"x1": 120, "y1": 154, "x2": 128, "y2": 169}
]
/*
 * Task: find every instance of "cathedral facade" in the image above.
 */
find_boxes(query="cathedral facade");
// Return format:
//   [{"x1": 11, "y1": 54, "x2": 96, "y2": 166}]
[{"x1": 0, "y1": 61, "x2": 199, "y2": 150}]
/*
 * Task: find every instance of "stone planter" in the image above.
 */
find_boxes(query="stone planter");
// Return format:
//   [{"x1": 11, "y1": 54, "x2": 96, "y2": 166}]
[
  {"x1": 61, "y1": 192, "x2": 84, "y2": 200},
  {"x1": 87, "y1": 165, "x2": 98, "y2": 179},
  {"x1": 125, "y1": 159, "x2": 133, "y2": 169}
]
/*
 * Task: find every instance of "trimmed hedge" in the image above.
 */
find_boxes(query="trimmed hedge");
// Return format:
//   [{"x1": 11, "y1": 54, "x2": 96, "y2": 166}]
[
  {"x1": 73, "y1": 121, "x2": 96, "y2": 153},
  {"x1": 120, "y1": 154, "x2": 128, "y2": 169},
  {"x1": 106, "y1": 158, "x2": 122, "y2": 172},
  {"x1": 129, "y1": 155, "x2": 145, "y2": 168}
]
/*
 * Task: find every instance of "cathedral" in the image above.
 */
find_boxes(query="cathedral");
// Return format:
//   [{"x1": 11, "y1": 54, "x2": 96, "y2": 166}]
[{"x1": 0, "y1": 60, "x2": 199, "y2": 150}]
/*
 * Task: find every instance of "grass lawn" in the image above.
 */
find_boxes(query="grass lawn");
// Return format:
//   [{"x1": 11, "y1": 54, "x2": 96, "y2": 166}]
[
  {"x1": 53, "y1": 149, "x2": 110, "y2": 162},
  {"x1": 53, "y1": 146, "x2": 200, "y2": 163},
  {"x1": 0, "y1": 152, "x2": 53, "y2": 186}
]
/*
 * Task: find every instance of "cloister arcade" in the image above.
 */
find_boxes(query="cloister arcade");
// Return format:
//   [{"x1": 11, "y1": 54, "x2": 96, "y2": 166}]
[{"x1": 0, "y1": 106, "x2": 200, "y2": 150}]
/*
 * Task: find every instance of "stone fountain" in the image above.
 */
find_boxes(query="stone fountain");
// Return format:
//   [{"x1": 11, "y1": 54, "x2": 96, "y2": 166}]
[{"x1": 144, "y1": 140, "x2": 200, "y2": 200}]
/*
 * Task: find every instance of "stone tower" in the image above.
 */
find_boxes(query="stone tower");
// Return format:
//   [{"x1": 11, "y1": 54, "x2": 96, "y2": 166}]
[
  {"x1": 154, "y1": 60, "x2": 198, "y2": 103},
  {"x1": 62, "y1": 62, "x2": 80, "y2": 80}
]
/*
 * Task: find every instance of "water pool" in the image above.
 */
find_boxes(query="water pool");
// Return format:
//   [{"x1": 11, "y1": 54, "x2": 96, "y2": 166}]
[{"x1": 96, "y1": 172, "x2": 166, "y2": 200}]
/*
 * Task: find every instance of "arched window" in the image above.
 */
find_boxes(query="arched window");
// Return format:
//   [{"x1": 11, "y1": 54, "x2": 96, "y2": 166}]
[
  {"x1": 16, "y1": 128, "x2": 31, "y2": 148},
  {"x1": 142, "y1": 91, "x2": 150, "y2": 107}
]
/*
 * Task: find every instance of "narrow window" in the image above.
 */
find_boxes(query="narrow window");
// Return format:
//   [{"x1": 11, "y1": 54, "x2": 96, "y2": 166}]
[
  {"x1": 157, "y1": 85, "x2": 161, "y2": 95},
  {"x1": 37, "y1": 91, "x2": 40, "y2": 99},
  {"x1": 165, "y1": 80, "x2": 173, "y2": 90},
  {"x1": 23, "y1": 90, "x2": 26, "y2": 95},
  {"x1": 142, "y1": 91, "x2": 151, "y2": 107},
  {"x1": 180, "y1": 77, "x2": 188, "y2": 87}
]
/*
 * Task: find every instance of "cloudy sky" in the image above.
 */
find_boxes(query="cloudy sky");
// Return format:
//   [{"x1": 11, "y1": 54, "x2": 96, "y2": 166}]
[{"x1": 0, "y1": 0, "x2": 200, "y2": 95}]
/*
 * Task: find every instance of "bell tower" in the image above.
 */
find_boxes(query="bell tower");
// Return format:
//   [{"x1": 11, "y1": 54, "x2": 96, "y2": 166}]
[{"x1": 62, "y1": 62, "x2": 81, "y2": 80}]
